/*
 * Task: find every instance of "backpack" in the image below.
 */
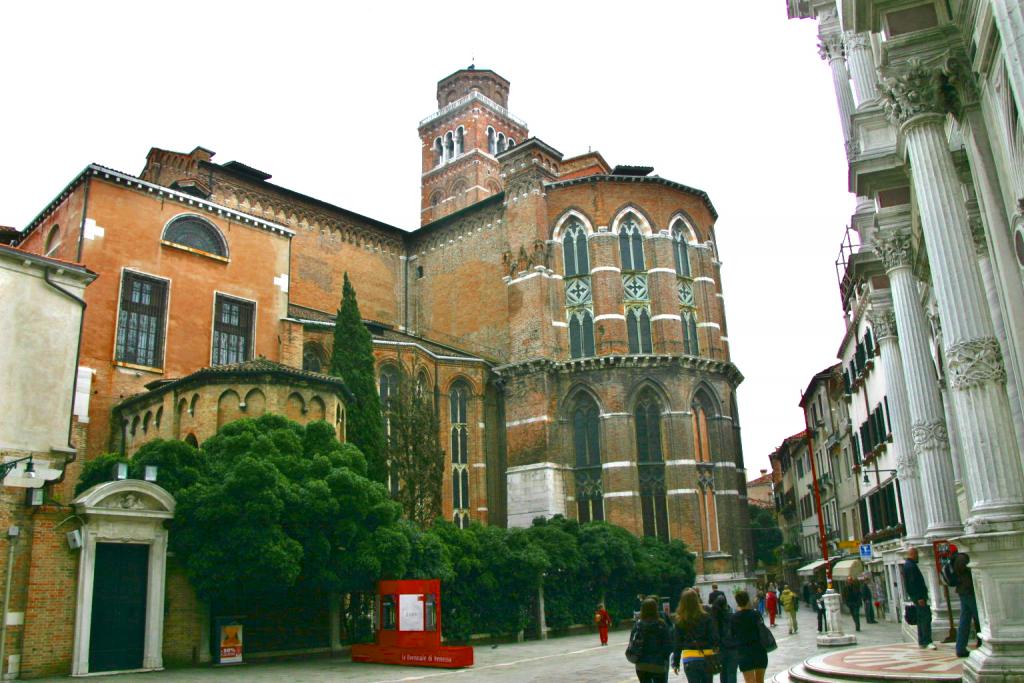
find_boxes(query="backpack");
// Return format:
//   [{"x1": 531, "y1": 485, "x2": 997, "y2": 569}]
[
  {"x1": 940, "y1": 555, "x2": 959, "y2": 588},
  {"x1": 625, "y1": 622, "x2": 645, "y2": 664}
]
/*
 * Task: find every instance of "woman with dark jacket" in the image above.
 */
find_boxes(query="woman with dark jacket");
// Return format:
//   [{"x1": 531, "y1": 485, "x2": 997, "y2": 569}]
[
  {"x1": 730, "y1": 590, "x2": 769, "y2": 683},
  {"x1": 631, "y1": 597, "x2": 674, "y2": 683},
  {"x1": 711, "y1": 594, "x2": 738, "y2": 683},
  {"x1": 671, "y1": 588, "x2": 719, "y2": 683}
]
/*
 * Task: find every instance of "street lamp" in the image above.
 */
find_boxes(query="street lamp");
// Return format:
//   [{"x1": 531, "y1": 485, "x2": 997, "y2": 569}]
[{"x1": 0, "y1": 457, "x2": 36, "y2": 481}]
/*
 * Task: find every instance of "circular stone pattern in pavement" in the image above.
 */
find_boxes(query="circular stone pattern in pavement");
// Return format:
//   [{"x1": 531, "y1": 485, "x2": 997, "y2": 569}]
[{"x1": 805, "y1": 643, "x2": 963, "y2": 680}]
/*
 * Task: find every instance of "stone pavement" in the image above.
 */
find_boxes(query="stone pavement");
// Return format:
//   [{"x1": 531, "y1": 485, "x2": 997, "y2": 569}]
[{"x1": 27, "y1": 606, "x2": 937, "y2": 682}]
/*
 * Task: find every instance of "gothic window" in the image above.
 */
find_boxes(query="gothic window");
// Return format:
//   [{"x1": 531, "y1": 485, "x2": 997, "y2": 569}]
[
  {"x1": 682, "y1": 310, "x2": 700, "y2": 356},
  {"x1": 450, "y1": 381, "x2": 471, "y2": 525},
  {"x1": 379, "y1": 365, "x2": 400, "y2": 406},
  {"x1": 568, "y1": 310, "x2": 596, "y2": 359},
  {"x1": 302, "y1": 343, "x2": 326, "y2": 373},
  {"x1": 114, "y1": 271, "x2": 168, "y2": 368},
  {"x1": 693, "y1": 391, "x2": 720, "y2": 552},
  {"x1": 433, "y1": 137, "x2": 443, "y2": 167},
  {"x1": 497, "y1": 132, "x2": 507, "y2": 154},
  {"x1": 415, "y1": 371, "x2": 430, "y2": 401},
  {"x1": 562, "y1": 220, "x2": 590, "y2": 277},
  {"x1": 163, "y1": 215, "x2": 228, "y2": 258},
  {"x1": 626, "y1": 306, "x2": 653, "y2": 354},
  {"x1": 671, "y1": 220, "x2": 692, "y2": 277},
  {"x1": 444, "y1": 132, "x2": 455, "y2": 162},
  {"x1": 573, "y1": 394, "x2": 603, "y2": 523},
  {"x1": 212, "y1": 294, "x2": 254, "y2": 366},
  {"x1": 635, "y1": 390, "x2": 668, "y2": 540},
  {"x1": 618, "y1": 214, "x2": 646, "y2": 271}
]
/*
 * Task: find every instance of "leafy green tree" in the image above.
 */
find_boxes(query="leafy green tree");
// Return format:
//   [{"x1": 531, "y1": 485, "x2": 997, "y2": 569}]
[
  {"x1": 384, "y1": 370, "x2": 445, "y2": 527},
  {"x1": 527, "y1": 516, "x2": 587, "y2": 629},
  {"x1": 74, "y1": 453, "x2": 130, "y2": 496},
  {"x1": 578, "y1": 522, "x2": 638, "y2": 618},
  {"x1": 329, "y1": 273, "x2": 387, "y2": 483},
  {"x1": 633, "y1": 536, "x2": 696, "y2": 607},
  {"x1": 748, "y1": 503, "x2": 784, "y2": 567}
]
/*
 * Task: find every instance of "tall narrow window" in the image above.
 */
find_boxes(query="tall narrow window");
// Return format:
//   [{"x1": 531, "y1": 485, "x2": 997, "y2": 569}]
[
  {"x1": 672, "y1": 221, "x2": 692, "y2": 277},
  {"x1": 115, "y1": 271, "x2": 168, "y2": 368},
  {"x1": 682, "y1": 310, "x2": 699, "y2": 356},
  {"x1": 380, "y1": 365, "x2": 401, "y2": 495},
  {"x1": 635, "y1": 390, "x2": 668, "y2": 540},
  {"x1": 573, "y1": 394, "x2": 603, "y2": 522},
  {"x1": 693, "y1": 392, "x2": 720, "y2": 552},
  {"x1": 444, "y1": 132, "x2": 454, "y2": 162},
  {"x1": 562, "y1": 220, "x2": 590, "y2": 277},
  {"x1": 455, "y1": 127, "x2": 465, "y2": 156},
  {"x1": 562, "y1": 218, "x2": 595, "y2": 358},
  {"x1": 626, "y1": 307, "x2": 652, "y2": 354},
  {"x1": 487, "y1": 127, "x2": 496, "y2": 155},
  {"x1": 450, "y1": 382, "x2": 471, "y2": 527},
  {"x1": 212, "y1": 295, "x2": 254, "y2": 366},
  {"x1": 303, "y1": 343, "x2": 325, "y2": 372},
  {"x1": 433, "y1": 138, "x2": 443, "y2": 167},
  {"x1": 568, "y1": 310, "x2": 596, "y2": 359},
  {"x1": 618, "y1": 215, "x2": 646, "y2": 271}
]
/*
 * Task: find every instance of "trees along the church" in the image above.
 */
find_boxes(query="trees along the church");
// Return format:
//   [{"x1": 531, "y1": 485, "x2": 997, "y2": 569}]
[
  {"x1": 383, "y1": 369, "x2": 445, "y2": 528},
  {"x1": 330, "y1": 273, "x2": 388, "y2": 484},
  {"x1": 748, "y1": 502, "x2": 784, "y2": 569}
]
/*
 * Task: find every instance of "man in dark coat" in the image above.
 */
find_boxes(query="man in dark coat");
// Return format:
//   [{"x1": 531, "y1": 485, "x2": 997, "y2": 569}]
[
  {"x1": 902, "y1": 547, "x2": 934, "y2": 649},
  {"x1": 708, "y1": 583, "x2": 726, "y2": 608},
  {"x1": 814, "y1": 583, "x2": 828, "y2": 632},
  {"x1": 842, "y1": 577, "x2": 863, "y2": 631},
  {"x1": 861, "y1": 578, "x2": 877, "y2": 623},
  {"x1": 953, "y1": 548, "x2": 979, "y2": 658}
]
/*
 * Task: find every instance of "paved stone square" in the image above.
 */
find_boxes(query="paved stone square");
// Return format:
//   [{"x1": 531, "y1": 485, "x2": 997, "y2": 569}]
[{"x1": 28, "y1": 606, "x2": 927, "y2": 682}]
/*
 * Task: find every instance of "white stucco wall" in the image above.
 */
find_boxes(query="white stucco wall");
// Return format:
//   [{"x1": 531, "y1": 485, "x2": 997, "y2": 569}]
[
  {"x1": 506, "y1": 462, "x2": 568, "y2": 528},
  {"x1": 0, "y1": 250, "x2": 93, "y2": 453}
]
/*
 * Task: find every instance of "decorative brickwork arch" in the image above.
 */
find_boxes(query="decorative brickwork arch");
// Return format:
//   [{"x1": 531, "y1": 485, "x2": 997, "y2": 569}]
[
  {"x1": 71, "y1": 480, "x2": 175, "y2": 676},
  {"x1": 551, "y1": 208, "x2": 595, "y2": 241},
  {"x1": 217, "y1": 389, "x2": 241, "y2": 428},
  {"x1": 308, "y1": 395, "x2": 326, "y2": 421},
  {"x1": 668, "y1": 211, "x2": 701, "y2": 243},
  {"x1": 243, "y1": 388, "x2": 267, "y2": 416},
  {"x1": 610, "y1": 205, "x2": 654, "y2": 236}
]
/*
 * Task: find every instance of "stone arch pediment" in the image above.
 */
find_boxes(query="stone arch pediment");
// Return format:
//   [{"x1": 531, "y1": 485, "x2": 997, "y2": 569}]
[{"x1": 74, "y1": 479, "x2": 176, "y2": 519}]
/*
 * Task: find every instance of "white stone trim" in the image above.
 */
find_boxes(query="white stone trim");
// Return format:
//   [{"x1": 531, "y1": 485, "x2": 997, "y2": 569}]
[
  {"x1": 591, "y1": 266, "x2": 621, "y2": 273},
  {"x1": 668, "y1": 488, "x2": 698, "y2": 495},
  {"x1": 600, "y1": 412, "x2": 630, "y2": 419},
  {"x1": 693, "y1": 276, "x2": 716, "y2": 284},
  {"x1": 697, "y1": 322, "x2": 721, "y2": 329},
  {"x1": 647, "y1": 267, "x2": 676, "y2": 274},
  {"x1": 602, "y1": 461, "x2": 633, "y2": 469},
  {"x1": 604, "y1": 491, "x2": 637, "y2": 498},
  {"x1": 594, "y1": 313, "x2": 626, "y2": 322},
  {"x1": 505, "y1": 415, "x2": 548, "y2": 428},
  {"x1": 651, "y1": 314, "x2": 682, "y2": 322},
  {"x1": 551, "y1": 321, "x2": 569, "y2": 328},
  {"x1": 667, "y1": 459, "x2": 697, "y2": 466}
]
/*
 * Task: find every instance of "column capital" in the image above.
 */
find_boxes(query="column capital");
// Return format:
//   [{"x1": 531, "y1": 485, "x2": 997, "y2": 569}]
[
  {"x1": 873, "y1": 230, "x2": 914, "y2": 271},
  {"x1": 911, "y1": 420, "x2": 949, "y2": 456},
  {"x1": 869, "y1": 307, "x2": 898, "y2": 340},
  {"x1": 818, "y1": 33, "x2": 846, "y2": 62},
  {"x1": 881, "y1": 55, "x2": 979, "y2": 126},
  {"x1": 896, "y1": 443, "x2": 920, "y2": 479},
  {"x1": 844, "y1": 31, "x2": 870, "y2": 51},
  {"x1": 946, "y1": 337, "x2": 1007, "y2": 390}
]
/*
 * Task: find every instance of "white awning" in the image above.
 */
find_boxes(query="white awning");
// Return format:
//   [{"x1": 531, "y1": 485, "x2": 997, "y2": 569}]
[
  {"x1": 797, "y1": 559, "x2": 828, "y2": 576},
  {"x1": 832, "y1": 558, "x2": 865, "y2": 581}
]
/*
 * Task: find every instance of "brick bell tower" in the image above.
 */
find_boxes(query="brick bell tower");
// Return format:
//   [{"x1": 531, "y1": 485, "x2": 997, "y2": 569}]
[{"x1": 418, "y1": 66, "x2": 529, "y2": 225}]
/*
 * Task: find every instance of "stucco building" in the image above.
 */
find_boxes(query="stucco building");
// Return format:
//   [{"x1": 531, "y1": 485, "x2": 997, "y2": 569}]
[{"x1": 3, "y1": 66, "x2": 752, "y2": 675}]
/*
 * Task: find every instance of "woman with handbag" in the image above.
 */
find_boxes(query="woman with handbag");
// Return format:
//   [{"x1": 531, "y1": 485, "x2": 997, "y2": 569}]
[
  {"x1": 671, "y1": 588, "x2": 719, "y2": 683},
  {"x1": 710, "y1": 594, "x2": 738, "y2": 683},
  {"x1": 628, "y1": 597, "x2": 674, "y2": 683},
  {"x1": 730, "y1": 590, "x2": 769, "y2": 683},
  {"x1": 595, "y1": 603, "x2": 612, "y2": 646}
]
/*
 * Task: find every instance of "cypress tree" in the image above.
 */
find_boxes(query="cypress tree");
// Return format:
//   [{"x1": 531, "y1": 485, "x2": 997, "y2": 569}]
[{"x1": 330, "y1": 273, "x2": 387, "y2": 483}]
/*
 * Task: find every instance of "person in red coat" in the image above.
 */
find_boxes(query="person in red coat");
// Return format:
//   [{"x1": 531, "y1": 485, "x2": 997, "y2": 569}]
[
  {"x1": 765, "y1": 587, "x2": 779, "y2": 627},
  {"x1": 595, "y1": 603, "x2": 612, "y2": 645}
]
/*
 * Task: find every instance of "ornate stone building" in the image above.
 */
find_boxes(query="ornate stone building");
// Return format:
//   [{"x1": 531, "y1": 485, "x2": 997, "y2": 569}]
[
  {"x1": 788, "y1": 1, "x2": 1024, "y2": 678},
  {"x1": 5, "y1": 66, "x2": 753, "y2": 675}
]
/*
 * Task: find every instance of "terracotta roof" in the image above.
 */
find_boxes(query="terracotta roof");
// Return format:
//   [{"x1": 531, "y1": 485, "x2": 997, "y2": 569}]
[
  {"x1": 117, "y1": 357, "x2": 352, "y2": 411},
  {"x1": 747, "y1": 472, "x2": 773, "y2": 486},
  {"x1": 0, "y1": 243, "x2": 95, "y2": 276},
  {"x1": 546, "y1": 174, "x2": 719, "y2": 220}
]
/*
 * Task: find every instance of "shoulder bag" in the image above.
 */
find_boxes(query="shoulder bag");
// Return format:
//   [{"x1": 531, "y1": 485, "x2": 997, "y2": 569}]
[
  {"x1": 625, "y1": 623, "x2": 644, "y2": 664},
  {"x1": 757, "y1": 613, "x2": 778, "y2": 652}
]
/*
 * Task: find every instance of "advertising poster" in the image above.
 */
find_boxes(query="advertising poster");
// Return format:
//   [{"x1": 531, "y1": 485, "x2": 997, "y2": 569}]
[
  {"x1": 219, "y1": 623, "x2": 243, "y2": 664},
  {"x1": 400, "y1": 594, "x2": 425, "y2": 631}
]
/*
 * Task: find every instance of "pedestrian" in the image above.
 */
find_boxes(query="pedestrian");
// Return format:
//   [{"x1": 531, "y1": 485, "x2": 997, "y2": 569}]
[
  {"x1": 802, "y1": 582, "x2": 811, "y2": 608},
  {"x1": 764, "y1": 586, "x2": 778, "y2": 628},
  {"x1": 670, "y1": 588, "x2": 718, "y2": 683},
  {"x1": 902, "y1": 547, "x2": 935, "y2": 649},
  {"x1": 731, "y1": 590, "x2": 769, "y2": 683},
  {"x1": 779, "y1": 584, "x2": 798, "y2": 634},
  {"x1": 756, "y1": 586, "x2": 766, "y2": 616},
  {"x1": 814, "y1": 583, "x2": 828, "y2": 632},
  {"x1": 711, "y1": 594, "x2": 738, "y2": 683},
  {"x1": 842, "y1": 577, "x2": 862, "y2": 631},
  {"x1": 951, "y1": 546, "x2": 979, "y2": 658},
  {"x1": 708, "y1": 583, "x2": 726, "y2": 608},
  {"x1": 595, "y1": 602, "x2": 612, "y2": 646},
  {"x1": 860, "y1": 578, "x2": 876, "y2": 624},
  {"x1": 629, "y1": 597, "x2": 674, "y2": 683}
]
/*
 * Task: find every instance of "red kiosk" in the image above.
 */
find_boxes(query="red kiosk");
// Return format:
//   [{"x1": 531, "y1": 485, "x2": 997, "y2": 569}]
[{"x1": 351, "y1": 579, "x2": 474, "y2": 668}]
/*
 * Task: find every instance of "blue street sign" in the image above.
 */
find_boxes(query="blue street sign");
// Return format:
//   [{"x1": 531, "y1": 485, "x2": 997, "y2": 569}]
[{"x1": 859, "y1": 543, "x2": 872, "y2": 560}]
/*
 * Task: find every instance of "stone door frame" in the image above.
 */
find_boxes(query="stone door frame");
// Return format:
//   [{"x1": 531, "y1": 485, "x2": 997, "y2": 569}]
[{"x1": 70, "y1": 480, "x2": 175, "y2": 676}]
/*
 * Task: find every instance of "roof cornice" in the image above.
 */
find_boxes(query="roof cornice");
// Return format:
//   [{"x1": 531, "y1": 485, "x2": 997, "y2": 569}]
[
  {"x1": 418, "y1": 90, "x2": 528, "y2": 131},
  {"x1": 545, "y1": 175, "x2": 719, "y2": 220}
]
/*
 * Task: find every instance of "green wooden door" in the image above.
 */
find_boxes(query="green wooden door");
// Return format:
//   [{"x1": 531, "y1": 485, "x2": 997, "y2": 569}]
[{"x1": 89, "y1": 543, "x2": 148, "y2": 672}]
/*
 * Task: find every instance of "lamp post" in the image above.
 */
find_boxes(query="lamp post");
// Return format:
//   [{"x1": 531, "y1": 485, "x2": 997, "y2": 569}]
[{"x1": 801, "y1": 395, "x2": 856, "y2": 646}]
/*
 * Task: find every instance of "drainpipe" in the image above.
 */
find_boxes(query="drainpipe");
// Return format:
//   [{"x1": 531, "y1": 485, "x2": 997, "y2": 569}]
[
  {"x1": 42, "y1": 267, "x2": 88, "y2": 483},
  {"x1": 0, "y1": 526, "x2": 19, "y2": 679}
]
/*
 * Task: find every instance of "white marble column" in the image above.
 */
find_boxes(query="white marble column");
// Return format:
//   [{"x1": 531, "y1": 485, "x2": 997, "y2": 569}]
[
  {"x1": 992, "y1": 0, "x2": 1024, "y2": 120},
  {"x1": 818, "y1": 31, "x2": 856, "y2": 147},
  {"x1": 868, "y1": 304, "x2": 927, "y2": 545},
  {"x1": 873, "y1": 223, "x2": 962, "y2": 539},
  {"x1": 844, "y1": 32, "x2": 880, "y2": 107}
]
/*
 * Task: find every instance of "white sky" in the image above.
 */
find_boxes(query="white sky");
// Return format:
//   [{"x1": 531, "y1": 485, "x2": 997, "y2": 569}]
[{"x1": 2, "y1": 1, "x2": 854, "y2": 475}]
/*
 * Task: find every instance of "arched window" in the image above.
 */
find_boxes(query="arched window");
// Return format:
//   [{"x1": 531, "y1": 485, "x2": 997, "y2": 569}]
[
  {"x1": 618, "y1": 214, "x2": 645, "y2": 272},
  {"x1": 635, "y1": 391, "x2": 668, "y2": 540},
  {"x1": 433, "y1": 138, "x2": 444, "y2": 167},
  {"x1": 487, "y1": 127, "x2": 496, "y2": 155},
  {"x1": 497, "y1": 133, "x2": 506, "y2": 154},
  {"x1": 626, "y1": 307, "x2": 652, "y2": 354},
  {"x1": 506, "y1": 139, "x2": 515, "y2": 149},
  {"x1": 163, "y1": 215, "x2": 228, "y2": 257},
  {"x1": 379, "y1": 365, "x2": 400, "y2": 406},
  {"x1": 568, "y1": 310, "x2": 596, "y2": 359},
  {"x1": 450, "y1": 381, "x2": 471, "y2": 525},
  {"x1": 184, "y1": 433, "x2": 199, "y2": 448},
  {"x1": 430, "y1": 191, "x2": 443, "y2": 207},
  {"x1": 562, "y1": 220, "x2": 590, "y2": 278},
  {"x1": 44, "y1": 225, "x2": 61, "y2": 256},
  {"x1": 693, "y1": 391, "x2": 721, "y2": 552},
  {"x1": 415, "y1": 371, "x2": 430, "y2": 400},
  {"x1": 672, "y1": 221, "x2": 692, "y2": 278},
  {"x1": 455, "y1": 127, "x2": 465, "y2": 156},
  {"x1": 444, "y1": 132, "x2": 455, "y2": 162},
  {"x1": 572, "y1": 393, "x2": 604, "y2": 523},
  {"x1": 682, "y1": 310, "x2": 699, "y2": 356},
  {"x1": 303, "y1": 343, "x2": 326, "y2": 373}
]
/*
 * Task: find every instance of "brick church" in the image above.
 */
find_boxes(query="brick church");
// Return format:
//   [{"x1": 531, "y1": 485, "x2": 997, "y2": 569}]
[{"x1": 5, "y1": 66, "x2": 752, "y2": 676}]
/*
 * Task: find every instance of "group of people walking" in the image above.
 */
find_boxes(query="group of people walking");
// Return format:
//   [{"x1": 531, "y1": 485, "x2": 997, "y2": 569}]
[{"x1": 625, "y1": 585, "x2": 770, "y2": 683}]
